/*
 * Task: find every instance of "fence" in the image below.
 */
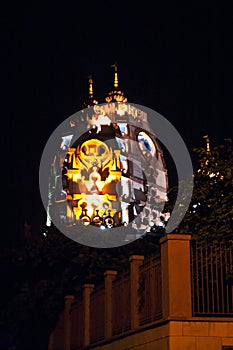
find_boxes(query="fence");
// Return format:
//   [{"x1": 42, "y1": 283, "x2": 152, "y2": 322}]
[
  {"x1": 90, "y1": 284, "x2": 105, "y2": 344},
  {"x1": 138, "y1": 253, "x2": 162, "y2": 325},
  {"x1": 191, "y1": 241, "x2": 233, "y2": 316},
  {"x1": 112, "y1": 271, "x2": 131, "y2": 335},
  {"x1": 71, "y1": 298, "x2": 84, "y2": 350},
  {"x1": 49, "y1": 234, "x2": 233, "y2": 350}
]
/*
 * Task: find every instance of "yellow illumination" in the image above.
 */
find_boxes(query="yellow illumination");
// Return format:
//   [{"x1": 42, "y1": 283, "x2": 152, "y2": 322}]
[
  {"x1": 203, "y1": 135, "x2": 210, "y2": 153},
  {"x1": 114, "y1": 72, "x2": 118, "y2": 88},
  {"x1": 111, "y1": 63, "x2": 119, "y2": 88},
  {"x1": 64, "y1": 137, "x2": 124, "y2": 223},
  {"x1": 88, "y1": 75, "x2": 93, "y2": 99},
  {"x1": 105, "y1": 91, "x2": 127, "y2": 103}
]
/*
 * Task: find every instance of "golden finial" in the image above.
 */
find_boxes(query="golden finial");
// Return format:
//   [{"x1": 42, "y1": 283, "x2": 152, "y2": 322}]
[
  {"x1": 88, "y1": 74, "x2": 93, "y2": 99},
  {"x1": 203, "y1": 135, "x2": 210, "y2": 153},
  {"x1": 111, "y1": 62, "x2": 118, "y2": 89}
]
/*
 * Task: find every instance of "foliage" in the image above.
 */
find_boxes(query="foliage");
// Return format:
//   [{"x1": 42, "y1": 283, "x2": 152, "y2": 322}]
[{"x1": 165, "y1": 138, "x2": 233, "y2": 243}]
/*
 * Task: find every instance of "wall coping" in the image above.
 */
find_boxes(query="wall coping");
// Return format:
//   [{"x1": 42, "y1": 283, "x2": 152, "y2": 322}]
[
  {"x1": 82, "y1": 284, "x2": 95, "y2": 289},
  {"x1": 104, "y1": 270, "x2": 118, "y2": 276},
  {"x1": 129, "y1": 255, "x2": 145, "y2": 262},
  {"x1": 160, "y1": 233, "x2": 192, "y2": 244}
]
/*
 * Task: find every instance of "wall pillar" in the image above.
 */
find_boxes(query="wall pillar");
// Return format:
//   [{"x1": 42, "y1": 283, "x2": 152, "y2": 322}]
[
  {"x1": 129, "y1": 255, "x2": 144, "y2": 329},
  {"x1": 160, "y1": 233, "x2": 192, "y2": 320},
  {"x1": 48, "y1": 332, "x2": 54, "y2": 350},
  {"x1": 64, "y1": 295, "x2": 74, "y2": 350},
  {"x1": 82, "y1": 283, "x2": 94, "y2": 347},
  {"x1": 104, "y1": 270, "x2": 117, "y2": 339}
]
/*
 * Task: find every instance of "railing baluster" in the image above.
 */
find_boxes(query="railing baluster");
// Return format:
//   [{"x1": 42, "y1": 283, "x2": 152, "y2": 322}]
[
  {"x1": 200, "y1": 245, "x2": 205, "y2": 312},
  {"x1": 215, "y1": 245, "x2": 220, "y2": 313},
  {"x1": 210, "y1": 245, "x2": 214, "y2": 313},
  {"x1": 190, "y1": 241, "x2": 195, "y2": 315},
  {"x1": 230, "y1": 247, "x2": 233, "y2": 313},
  {"x1": 225, "y1": 247, "x2": 229, "y2": 313},
  {"x1": 220, "y1": 244, "x2": 224, "y2": 313},
  {"x1": 205, "y1": 243, "x2": 210, "y2": 313},
  {"x1": 196, "y1": 243, "x2": 200, "y2": 313}
]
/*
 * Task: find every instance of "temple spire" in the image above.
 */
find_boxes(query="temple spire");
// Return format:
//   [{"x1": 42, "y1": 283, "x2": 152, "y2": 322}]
[
  {"x1": 105, "y1": 63, "x2": 127, "y2": 103},
  {"x1": 88, "y1": 74, "x2": 94, "y2": 99},
  {"x1": 83, "y1": 74, "x2": 98, "y2": 108},
  {"x1": 203, "y1": 135, "x2": 210, "y2": 153},
  {"x1": 111, "y1": 62, "x2": 119, "y2": 89}
]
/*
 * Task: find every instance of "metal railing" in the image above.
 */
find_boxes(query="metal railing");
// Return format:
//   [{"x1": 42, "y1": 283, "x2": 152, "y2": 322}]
[
  {"x1": 70, "y1": 297, "x2": 84, "y2": 350},
  {"x1": 112, "y1": 271, "x2": 131, "y2": 335},
  {"x1": 138, "y1": 253, "x2": 162, "y2": 325},
  {"x1": 90, "y1": 285, "x2": 105, "y2": 343},
  {"x1": 191, "y1": 241, "x2": 233, "y2": 316}
]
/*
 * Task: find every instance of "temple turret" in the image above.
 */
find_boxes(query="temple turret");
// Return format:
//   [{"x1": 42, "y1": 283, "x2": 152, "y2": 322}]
[{"x1": 105, "y1": 63, "x2": 127, "y2": 103}]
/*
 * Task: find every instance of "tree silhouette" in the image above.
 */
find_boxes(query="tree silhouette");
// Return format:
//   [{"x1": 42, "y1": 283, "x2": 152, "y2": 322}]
[{"x1": 165, "y1": 138, "x2": 233, "y2": 243}]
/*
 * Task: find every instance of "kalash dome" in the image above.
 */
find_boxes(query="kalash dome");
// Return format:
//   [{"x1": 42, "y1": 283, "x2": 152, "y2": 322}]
[{"x1": 44, "y1": 65, "x2": 170, "y2": 247}]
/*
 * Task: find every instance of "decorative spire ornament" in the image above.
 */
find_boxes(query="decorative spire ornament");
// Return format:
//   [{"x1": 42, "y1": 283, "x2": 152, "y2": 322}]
[
  {"x1": 111, "y1": 62, "x2": 119, "y2": 88},
  {"x1": 203, "y1": 135, "x2": 210, "y2": 153}
]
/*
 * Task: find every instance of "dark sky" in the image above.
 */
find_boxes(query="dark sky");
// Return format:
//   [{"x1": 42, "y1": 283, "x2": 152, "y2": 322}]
[{"x1": 3, "y1": 2, "x2": 233, "y2": 242}]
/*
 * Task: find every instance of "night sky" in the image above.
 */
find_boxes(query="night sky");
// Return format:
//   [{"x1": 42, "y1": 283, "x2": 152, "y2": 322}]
[{"x1": 3, "y1": 2, "x2": 233, "y2": 243}]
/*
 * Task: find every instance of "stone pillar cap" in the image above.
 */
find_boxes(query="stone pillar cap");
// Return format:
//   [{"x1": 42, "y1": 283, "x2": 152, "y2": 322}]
[
  {"x1": 82, "y1": 283, "x2": 95, "y2": 289},
  {"x1": 129, "y1": 255, "x2": 145, "y2": 262},
  {"x1": 104, "y1": 270, "x2": 118, "y2": 276},
  {"x1": 160, "y1": 233, "x2": 191, "y2": 244}
]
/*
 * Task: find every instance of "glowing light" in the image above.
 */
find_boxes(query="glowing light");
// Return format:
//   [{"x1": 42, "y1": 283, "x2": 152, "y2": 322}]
[
  {"x1": 88, "y1": 75, "x2": 94, "y2": 99},
  {"x1": 105, "y1": 91, "x2": 127, "y2": 103},
  {"x1": 209, "y1": 172, "x2": 215, "y2": 178}
]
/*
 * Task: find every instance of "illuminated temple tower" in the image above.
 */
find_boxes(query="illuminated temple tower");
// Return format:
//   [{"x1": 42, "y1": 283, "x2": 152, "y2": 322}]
[
  {"x1": 46, "y1": 65, "x2": 169, "y2": 238},
  {"x1": 82, "y1": 74, "x2": 99, "y2": 109}
]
